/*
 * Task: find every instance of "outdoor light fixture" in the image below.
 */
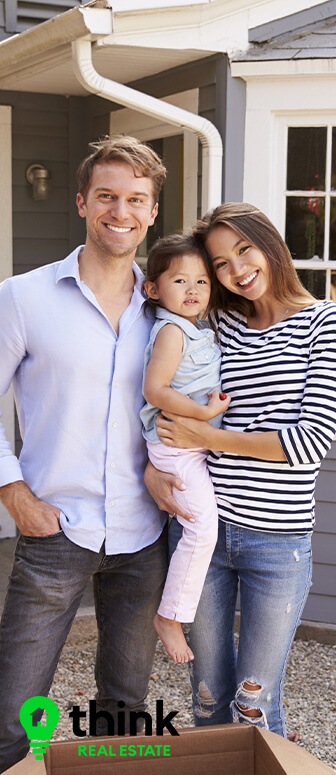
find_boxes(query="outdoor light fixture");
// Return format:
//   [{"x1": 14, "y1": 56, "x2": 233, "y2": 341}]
[{"x1": 26, "y1": 163, "x2": 51, "y2": 201}]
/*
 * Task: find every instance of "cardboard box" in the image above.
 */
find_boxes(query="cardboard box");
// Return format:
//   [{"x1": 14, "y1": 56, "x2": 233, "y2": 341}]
[{"x1": 5, "y1": 725, "x2": 334, "y2": 775}]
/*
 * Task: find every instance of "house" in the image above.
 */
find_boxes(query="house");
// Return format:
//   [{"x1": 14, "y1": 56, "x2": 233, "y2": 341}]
[{"x1": 0, "y1": 0, "x2": 335, "y2": 627}]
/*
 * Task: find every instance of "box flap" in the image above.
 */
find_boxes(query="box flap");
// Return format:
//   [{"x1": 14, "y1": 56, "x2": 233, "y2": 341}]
[{"x1": 256, "y1": 728, "x2": 334, "y2": 775}]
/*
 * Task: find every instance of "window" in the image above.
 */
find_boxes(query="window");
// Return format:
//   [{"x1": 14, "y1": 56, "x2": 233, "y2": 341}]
[{"x1": 284, "y1": 125, "x2": 336, "y2": 299}]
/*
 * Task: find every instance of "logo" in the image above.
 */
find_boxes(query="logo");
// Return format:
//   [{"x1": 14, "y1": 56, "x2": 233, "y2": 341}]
[
  {"x1": 20, "y1": 696, "x2": 179, "y2": 761},
  {"x1": 19, "y1": 696, "x2": 59, "y2": 760}
]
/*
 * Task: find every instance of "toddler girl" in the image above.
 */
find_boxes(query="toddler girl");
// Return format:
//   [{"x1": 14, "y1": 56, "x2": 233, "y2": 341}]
[{"x1": 140, "y1": 234, "x2": 230, "y2": 663}]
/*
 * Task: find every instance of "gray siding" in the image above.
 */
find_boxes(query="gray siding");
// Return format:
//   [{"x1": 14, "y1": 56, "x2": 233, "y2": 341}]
[
  {"x1": 12, "y1": 92, "x2": 70, "y2": 274},
  {"x1": 0, "y1": 0, "x2": 82, "y2": 39},
  {"x1": 306, "y1": 442, "x2": 336, "y2": 624}
]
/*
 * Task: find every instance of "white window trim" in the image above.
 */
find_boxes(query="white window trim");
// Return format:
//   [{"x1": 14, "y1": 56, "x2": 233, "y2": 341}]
[
  {"x1": 0, "y1": 105, "x2": 16, "y2": 538},
  {"x1": 272, "y1": 111, "x2": 336, "y2": 298},
  {"x1": 109, "y1": 89, "x2": 199, "y2": 232}
]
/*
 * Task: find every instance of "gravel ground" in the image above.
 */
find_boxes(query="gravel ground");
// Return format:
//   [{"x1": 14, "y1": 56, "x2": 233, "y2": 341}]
[{"x1": 49, "y1": 615, "x2": 336, "y2": 771}]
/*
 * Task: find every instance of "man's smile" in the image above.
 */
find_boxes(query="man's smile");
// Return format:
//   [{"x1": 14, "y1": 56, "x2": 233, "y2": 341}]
[{"x1": 105, "y1": 224, "x2": 133, "y2": 233}]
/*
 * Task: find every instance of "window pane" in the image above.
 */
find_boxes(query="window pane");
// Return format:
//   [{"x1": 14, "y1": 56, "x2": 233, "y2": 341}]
[
  {"x1": 287, "y1": 127, "x2": 327, "y2": 191},
  {"x1": 330, "y1": 197, "x2": 336, "y2": 260},
  {"x1": 332, "y1": 127, "x2": 336, "y2": 190},
  {"x1": 286, "y1": 197, "x2": 325, "y2": 260},
  {"x1": 297, "y1": 269, "x2": 326, "y2": 299}
]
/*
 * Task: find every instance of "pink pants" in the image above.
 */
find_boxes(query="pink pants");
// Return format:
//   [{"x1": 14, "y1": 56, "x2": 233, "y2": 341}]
[{"x1": 147, "y1": 441, "x2": 218, "y2": 623}]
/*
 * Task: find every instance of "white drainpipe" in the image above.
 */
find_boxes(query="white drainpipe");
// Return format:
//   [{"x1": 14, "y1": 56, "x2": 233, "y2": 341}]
[{"x1": 72, "y1": 38, "x2": 222, "y2": 214}]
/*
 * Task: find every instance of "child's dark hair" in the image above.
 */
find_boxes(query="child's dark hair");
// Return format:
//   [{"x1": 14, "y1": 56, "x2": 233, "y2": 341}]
[{"x1": 142, "y1": 233, "x2": 217, "y2": 316}]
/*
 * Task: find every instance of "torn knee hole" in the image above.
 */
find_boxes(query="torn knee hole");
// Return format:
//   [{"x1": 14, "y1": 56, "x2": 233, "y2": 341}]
[
  {"x1": 242, "y1": 679, "x2": 262, "y2": 692},
  {"x1": 235, "y1": 677, "x2": 263, "y2": 713},
  {"x1": 236, "y1": 702, "x2": 262, "y2": 718},
  {"x1": 194, "y1": 681, "x2": 216, "y2": 719},
  {"x1": 197, "y1": 681, "x2": 215, "y2": 705}
]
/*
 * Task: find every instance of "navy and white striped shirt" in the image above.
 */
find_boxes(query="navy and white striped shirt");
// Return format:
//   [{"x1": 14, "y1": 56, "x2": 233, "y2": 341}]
[{"x1": 209, "y1": 301, "x2": 336, "y2": 533}]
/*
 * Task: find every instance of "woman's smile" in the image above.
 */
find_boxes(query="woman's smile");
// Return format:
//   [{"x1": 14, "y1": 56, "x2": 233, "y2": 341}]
[{"x1": 237, "y1": 270, "x2": 259, "y2": 288}]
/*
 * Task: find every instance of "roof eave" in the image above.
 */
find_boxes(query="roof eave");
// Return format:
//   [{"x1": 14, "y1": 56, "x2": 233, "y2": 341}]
[
  {"x1": 231, "y1": 56, "x2": 336, "y2": 78},
  {"x1": 0, "y1": 0, "x2": 113, "y2": 72}
]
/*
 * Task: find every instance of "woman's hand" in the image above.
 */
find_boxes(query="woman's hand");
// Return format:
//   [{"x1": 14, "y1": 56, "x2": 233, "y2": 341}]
[
  {"x1": 144, "y1": 461, "x2": 195, "y2": 522},
  {"x1": 156, "y1": 395, "x2": 231, "y2": 448},
  {"x1": 156, "y1": 412, "x2": 210, "y2": 449}
]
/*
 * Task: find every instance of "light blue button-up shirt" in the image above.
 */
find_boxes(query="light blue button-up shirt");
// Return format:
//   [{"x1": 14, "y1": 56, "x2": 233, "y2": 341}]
[{"x1": 0, "y1": 247, "x2": 166, "y2": 554}]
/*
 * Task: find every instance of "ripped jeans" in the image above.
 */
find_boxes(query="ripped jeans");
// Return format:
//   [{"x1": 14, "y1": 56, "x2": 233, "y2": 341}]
[{"x1": 169, "y1": 519, "x2": 312, "y2": 736}]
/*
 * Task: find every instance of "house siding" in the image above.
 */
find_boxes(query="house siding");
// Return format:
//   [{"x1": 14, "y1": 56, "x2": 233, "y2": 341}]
[
  {"x1": 0, "y1": 0, "x2": 82, "y2": 39},
  {"x1": 306, "y1": 442, "x2": 336, "y2": 624},
  {"x1": 11, "y1": 92, "x2": 70, "y2": 274}
]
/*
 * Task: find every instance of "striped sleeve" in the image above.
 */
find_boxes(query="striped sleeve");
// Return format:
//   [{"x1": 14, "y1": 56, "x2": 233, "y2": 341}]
[{"x1": 278, "y1": 305, "x2": 336, "y2": 466}]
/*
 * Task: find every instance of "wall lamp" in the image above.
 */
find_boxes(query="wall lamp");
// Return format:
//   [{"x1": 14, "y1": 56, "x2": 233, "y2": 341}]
[{"x1": 26, "y1": 163, "x2": 51, "y2": 201}]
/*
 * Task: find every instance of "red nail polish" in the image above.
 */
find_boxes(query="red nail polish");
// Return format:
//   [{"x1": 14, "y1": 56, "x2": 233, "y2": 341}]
[{"x1": 220, "y1": 393, "x2": 227, "y2": 400}]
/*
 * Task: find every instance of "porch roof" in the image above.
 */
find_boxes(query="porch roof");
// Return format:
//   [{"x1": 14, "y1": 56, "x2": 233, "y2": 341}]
[{"x1": 0, "y1": 0, "x2": 214, "y2": 96}]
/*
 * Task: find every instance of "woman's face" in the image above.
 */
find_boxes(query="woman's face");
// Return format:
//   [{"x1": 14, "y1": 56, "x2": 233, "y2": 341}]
[{"x1": 205, "y1": 225, "x2": 272, "y2": 304}]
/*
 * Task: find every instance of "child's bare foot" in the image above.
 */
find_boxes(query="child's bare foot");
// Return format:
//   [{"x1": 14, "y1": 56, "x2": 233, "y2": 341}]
[
  {"x1": 153, "y1": 613, "x2": 194, "y2": 663},
  {"x1": 288, "y1": 730, "x2": 300, "y2": 743}
]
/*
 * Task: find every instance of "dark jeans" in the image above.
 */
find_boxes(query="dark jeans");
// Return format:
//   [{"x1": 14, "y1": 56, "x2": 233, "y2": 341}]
[{"x1": 0, "y1": 525, "x2": 168, "y2": 772}]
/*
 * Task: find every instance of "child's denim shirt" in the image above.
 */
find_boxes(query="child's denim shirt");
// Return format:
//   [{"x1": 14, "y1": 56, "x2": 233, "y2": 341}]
[{"x1": 140, "y1": 307, "x2": 223, "y2": 443}]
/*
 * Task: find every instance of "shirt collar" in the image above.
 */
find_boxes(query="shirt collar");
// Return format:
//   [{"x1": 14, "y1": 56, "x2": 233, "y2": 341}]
[
  {"x1": 55, "y1": 246, "x2": 83, "y2": 285},
  {"x1": 55, "y1": 247, "x2": 145, "y2": 307}
]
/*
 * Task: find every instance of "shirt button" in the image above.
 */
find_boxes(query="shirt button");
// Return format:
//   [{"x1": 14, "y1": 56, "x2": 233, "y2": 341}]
[
  {"x1": 112, "y1": 422, "x2": 117, "y2": 428},
  {"x1": 211, "y1": 343, "x2": 215, "y2": 348},
  {"x1": 115, "y1": 382, "x2": 119, "y2": 387},
  {"x1": 110, "y1": 463, "x2": 115, "y2": 468},
  {"x1": 109, "y1": 501, "x2": 114, "y2": 507}
]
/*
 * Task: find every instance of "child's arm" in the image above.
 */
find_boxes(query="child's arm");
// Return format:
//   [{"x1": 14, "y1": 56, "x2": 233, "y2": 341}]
[{"x1": 144, "y1": 324, "x2": 226, "y2": 421}]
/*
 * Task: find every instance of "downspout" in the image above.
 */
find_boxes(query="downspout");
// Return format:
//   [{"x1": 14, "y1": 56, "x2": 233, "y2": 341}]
[{"x1": 72, "y1": 37, "x2": 222, "y2": 214}]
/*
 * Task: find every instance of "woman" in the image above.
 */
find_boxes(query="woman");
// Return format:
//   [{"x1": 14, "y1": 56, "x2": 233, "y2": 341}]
[{"x1": 145, "y1": 203, "x2": 336, "y2": 737}]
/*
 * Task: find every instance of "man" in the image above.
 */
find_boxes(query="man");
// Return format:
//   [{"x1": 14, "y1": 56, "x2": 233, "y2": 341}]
[{"x1": 0, "y1": 135, "x2": 185, "y2": 772}]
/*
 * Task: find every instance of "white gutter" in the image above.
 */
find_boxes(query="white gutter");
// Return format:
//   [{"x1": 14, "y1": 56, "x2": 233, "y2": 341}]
[
  {"x1": 72, "y1": 37, "x2": 222, "y2": 213},
  {"x1": 0, "y1": 3, "x2": 113, "y2": 74}
]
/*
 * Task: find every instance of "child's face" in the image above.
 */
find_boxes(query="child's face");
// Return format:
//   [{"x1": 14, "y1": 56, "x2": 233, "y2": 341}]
[{"x1": 146, "y1": 253, "x2": 211, "y2": 324}]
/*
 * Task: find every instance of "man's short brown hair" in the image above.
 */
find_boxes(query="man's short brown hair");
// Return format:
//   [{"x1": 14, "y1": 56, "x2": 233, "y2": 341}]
[{"x1": 77, "y1": 135, "x2": 166, "y2": 205}]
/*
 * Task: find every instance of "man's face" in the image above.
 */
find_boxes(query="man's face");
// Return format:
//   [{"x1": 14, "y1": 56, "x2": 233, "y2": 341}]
[{"x1": 76, "y1": 161, "x2": 158, "y2": 262}]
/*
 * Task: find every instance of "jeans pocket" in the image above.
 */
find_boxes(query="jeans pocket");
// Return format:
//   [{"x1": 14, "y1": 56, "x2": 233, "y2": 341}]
[{"x1": 21, "y1": 528, "x2": 64, "y2": 542}]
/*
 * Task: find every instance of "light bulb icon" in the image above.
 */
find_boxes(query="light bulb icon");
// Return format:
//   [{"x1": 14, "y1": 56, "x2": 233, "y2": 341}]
[{"x1": 20, "y1": 696, "x2": 59, "y2": 760}]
